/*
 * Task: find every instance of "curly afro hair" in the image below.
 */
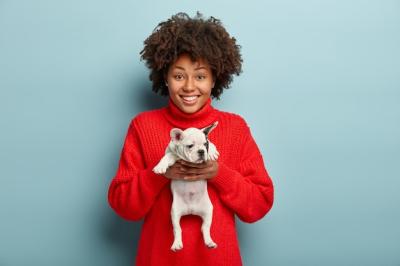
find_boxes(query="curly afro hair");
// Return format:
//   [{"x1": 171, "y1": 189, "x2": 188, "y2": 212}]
[{"x1": 140, "y1": 12, "x2": 243, "y2": 100}]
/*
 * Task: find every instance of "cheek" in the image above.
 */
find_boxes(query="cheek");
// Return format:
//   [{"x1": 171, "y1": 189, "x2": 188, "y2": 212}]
[
  {"x1": 183, "y1": 148, "x2": 192, "y2": 160},
  {"x1": 199, "y1": 80, "x2": 214, "y2": 94},
  {"x1": 167, "y1": 81, "x2": 181, "y2": 94},
  {"x1": 198, "y1": 86, "x2": 212, "y2": 96}
]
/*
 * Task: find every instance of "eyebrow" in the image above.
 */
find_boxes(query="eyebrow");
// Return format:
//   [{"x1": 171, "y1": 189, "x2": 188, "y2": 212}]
[{"x1": 173, "y1": 66, "x2": 207, "y2": 71}]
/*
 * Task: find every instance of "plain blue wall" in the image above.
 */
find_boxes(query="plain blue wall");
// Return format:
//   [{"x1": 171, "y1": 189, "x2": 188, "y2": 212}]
[{"x1": 1, "y1": 0, "x2": 399, "y2": 265}]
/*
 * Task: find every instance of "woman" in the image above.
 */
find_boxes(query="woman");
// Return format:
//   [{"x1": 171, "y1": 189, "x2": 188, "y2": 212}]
[{"x1": 108, "y1": 12, "x2": 274, "y2": 266}]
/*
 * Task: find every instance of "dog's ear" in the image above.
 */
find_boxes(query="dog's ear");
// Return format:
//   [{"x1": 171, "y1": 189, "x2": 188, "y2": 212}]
[
  {"x1": 170, "y1": 128, "x2": 184, "y2": 143},
  {"x1": 201, "y1": 121, "x2": 218, "y2": 137}
]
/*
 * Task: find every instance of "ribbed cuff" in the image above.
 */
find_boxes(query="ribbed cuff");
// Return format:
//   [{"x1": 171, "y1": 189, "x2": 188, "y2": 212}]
[{"x1": 208, "y1": 162, "x2": 240, "y2": 194}]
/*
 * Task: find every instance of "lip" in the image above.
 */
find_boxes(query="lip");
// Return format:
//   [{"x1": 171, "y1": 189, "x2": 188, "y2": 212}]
[
  {"x1": 180, "y1": 95, "x2": 200, "y2": 97},
  {"x1": 180, "y1": 95, "x2": 200, "y2": 105}
]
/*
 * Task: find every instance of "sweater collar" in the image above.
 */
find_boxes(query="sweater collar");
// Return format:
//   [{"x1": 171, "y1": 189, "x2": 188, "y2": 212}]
[{"x1": 162, "y1": 97, "x2": 219, "y2": 129}]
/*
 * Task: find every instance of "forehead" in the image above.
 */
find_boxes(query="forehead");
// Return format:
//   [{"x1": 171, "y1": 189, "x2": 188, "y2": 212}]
[
  {"x1": 169, "y1": 53, "x2": 211, "y2": 72},
  {"x1": 182, "y1": 129, "x2": 206, "y2": 143}
]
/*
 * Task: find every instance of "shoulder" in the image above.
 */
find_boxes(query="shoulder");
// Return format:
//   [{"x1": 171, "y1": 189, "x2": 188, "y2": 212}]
[
  {"x1": 216, "y1": 109, "x2": 250, "y2": 132},
  {"x1": 129, "y1": 107, "x2": 166, "y2": 129}
]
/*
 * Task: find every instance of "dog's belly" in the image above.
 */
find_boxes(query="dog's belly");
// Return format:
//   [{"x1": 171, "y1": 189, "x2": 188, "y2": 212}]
[{"x1": 171, "y1": 180, "x2": 211, "y2": 215}]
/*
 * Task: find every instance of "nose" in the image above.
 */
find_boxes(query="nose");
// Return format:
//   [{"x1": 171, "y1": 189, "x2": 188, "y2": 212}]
[
  {"x1": 183, "y1": 77, "x2": 195, "y2": 92},
  {"x1": 198, "y1": 150, "x2": 205, "y2": 157}
]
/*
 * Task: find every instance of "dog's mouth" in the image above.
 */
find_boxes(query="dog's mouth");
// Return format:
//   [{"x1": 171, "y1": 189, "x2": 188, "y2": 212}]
[{"x1": 195, "y1": 158, "x2": 204, "y2": 163}]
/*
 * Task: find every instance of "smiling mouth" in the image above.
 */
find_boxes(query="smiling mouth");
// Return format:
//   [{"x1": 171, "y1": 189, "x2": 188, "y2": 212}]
[{"x1": 180, "y1": 95, "x2": 200, "y2": 104}]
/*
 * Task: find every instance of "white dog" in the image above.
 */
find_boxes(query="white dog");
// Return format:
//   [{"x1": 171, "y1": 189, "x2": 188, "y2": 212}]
[{"x1": 153, "y1": 121, "x2": 219, "y2": 251}]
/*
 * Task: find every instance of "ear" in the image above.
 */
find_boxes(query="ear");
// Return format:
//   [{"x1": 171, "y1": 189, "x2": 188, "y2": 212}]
[
  {"x1": 170, "y1": 128, "x2": 184, "y2": 143},
  {"x1": 201, "y1": 121, "x2": 218, "y2": 137}
]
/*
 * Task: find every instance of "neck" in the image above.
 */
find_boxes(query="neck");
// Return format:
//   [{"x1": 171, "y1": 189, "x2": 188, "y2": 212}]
[{"x1": 162, "y1": 98, "x2": 219, "y2": 129}]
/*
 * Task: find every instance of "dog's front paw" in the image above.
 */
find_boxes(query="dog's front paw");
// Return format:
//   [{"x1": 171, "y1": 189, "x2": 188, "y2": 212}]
[
  {"x1": 171, "y1": 240, "x2": 183, "y2": 252},
  {"x1": 207, "y1": 149, "x2": 219, "y2": 161},
  {"x1": 208, "y1": 151, "x2": 219, "y2": 161},
  {"x1": 205, "y1": 240, "x2": 217, "y2": 249},
  {"x1": 153, "y1": 162, "x2": 168, "y2": 174},
  {"x1": 207, "y1": 143, "x2": 219, "y2": 161}
]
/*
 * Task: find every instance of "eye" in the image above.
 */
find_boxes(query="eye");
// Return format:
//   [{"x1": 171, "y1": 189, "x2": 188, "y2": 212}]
[
  {"x1": 196, "y1": 75, "x2": 206, "y2": 80},
  {"x1": 174, "y1": 74, "x2": 184, "y2": 81},
  {"x1": 187, "y1": 144, "x2": 194, "y2": 149}
]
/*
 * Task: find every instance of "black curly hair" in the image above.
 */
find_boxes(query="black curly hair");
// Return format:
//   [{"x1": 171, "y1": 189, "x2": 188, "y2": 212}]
[{"x1": 140, "y1": 12, "x2": 243, "y2": 100}]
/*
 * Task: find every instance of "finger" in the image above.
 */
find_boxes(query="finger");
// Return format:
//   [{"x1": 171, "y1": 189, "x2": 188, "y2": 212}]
[
  {"x1": 182, "y1": 163, "x2": 210, "y2": 172},
  {"x1": 171, "y1": 165, "x2": 185, "y2": 172},
  {"x1": 183, "y1": 162, "x2": 214, "y2": 173},
  {"x1": 174, "y1": 161, "x2": 184, "y2": 167},
  {"x1": 181, "y1": 168, "x2": 203, "y2": 175},
  {"x1": 178, "y1": 160, "x2": 191, "y2": 167},
  {"x1": 180, "y1": 160, "x2": 206, "y2": 168},
  {"x1": 184, "y1": 174, "x2": 202, "y2": 181},
  {"x1": 167, "y1": 167, "x2": 186, "y2": 176},
  {"x1": 169, "y1": 172, "x2": 187, "y2": 180},
  {"x1": 175, "y1": 165, "x2": 193, "y2": 174}
]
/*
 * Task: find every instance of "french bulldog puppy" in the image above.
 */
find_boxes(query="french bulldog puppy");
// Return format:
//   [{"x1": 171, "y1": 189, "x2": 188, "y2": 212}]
[{"x1": 153, "y1": 121, "x2": 219, "y2": 251}]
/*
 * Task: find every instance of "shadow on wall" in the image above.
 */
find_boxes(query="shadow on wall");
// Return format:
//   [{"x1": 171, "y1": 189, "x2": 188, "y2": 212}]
[
  {"x1": 100, "y1": 77, "x2": 169, "y2": 262},
  {"x1": 103, "y1": 215, "x2": 143, "y2": 263},
  {"x1": 139, "y1": 83, "x2": 169, "y2": 111},
  {"x1": 131, "y1": 77, "x2": 169, "y2": 113}
]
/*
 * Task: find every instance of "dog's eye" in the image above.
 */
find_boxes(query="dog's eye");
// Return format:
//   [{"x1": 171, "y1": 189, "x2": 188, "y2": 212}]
[{"x1": 187, "y1": 144, "x2": 194, "y2": 149}]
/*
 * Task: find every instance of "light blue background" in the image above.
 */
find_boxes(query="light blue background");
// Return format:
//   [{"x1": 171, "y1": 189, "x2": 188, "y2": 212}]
[{"x1": 1, "y1": 0, "x2": 399, "y2": 265}]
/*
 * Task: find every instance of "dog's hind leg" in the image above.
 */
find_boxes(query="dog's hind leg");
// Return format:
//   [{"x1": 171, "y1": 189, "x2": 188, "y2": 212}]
[
  {"x1": 200, "y1": 204, "x2": 217, "y2": 249},
  {"x1": 170, "y1": 205, "x2": 183, "y2": 251}
]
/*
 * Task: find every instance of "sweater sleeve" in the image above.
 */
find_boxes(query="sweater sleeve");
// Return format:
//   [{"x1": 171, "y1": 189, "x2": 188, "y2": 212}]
[
  {"x1": 208, "y1": 122, "x2": 274, "y2": 223},
  {"x1": 107, "y1": 118, "x2": 170, "y2": 221}
]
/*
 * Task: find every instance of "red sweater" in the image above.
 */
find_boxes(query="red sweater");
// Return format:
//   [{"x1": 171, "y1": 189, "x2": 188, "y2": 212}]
[{"x1": 108, "y1": 98, "x2": 274, "y2": 266}]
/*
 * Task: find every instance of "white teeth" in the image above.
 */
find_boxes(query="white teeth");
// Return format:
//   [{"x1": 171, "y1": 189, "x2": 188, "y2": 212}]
[{"x1": 182, "y1": 96, "x2": 198, "y2": 101}]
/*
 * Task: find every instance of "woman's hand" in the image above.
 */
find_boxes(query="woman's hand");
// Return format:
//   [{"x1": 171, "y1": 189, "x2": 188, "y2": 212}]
[{"x1": 164, "y1": 160, "x2": 219, "y2": 181}]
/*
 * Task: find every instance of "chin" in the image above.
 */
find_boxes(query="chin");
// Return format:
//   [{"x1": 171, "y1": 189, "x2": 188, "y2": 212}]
[
  {"x1": 181, "y1": 106, "x2": 197, "y2": 113},
  {"x1": 181, "y1": 104, "x2": 203, "y2": 114}
]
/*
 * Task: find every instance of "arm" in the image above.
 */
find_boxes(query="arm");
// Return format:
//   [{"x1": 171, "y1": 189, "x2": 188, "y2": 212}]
[
  {"x1": 107, "y1": 119, "x2": 170, "y2": 221},
  {"x1": 208, "y1": 124, "x2": 274, "y2": 223}
]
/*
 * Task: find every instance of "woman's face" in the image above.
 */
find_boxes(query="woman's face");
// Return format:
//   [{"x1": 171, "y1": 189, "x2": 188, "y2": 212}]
[{"x1": 166, "y1": 53, "x2": 215, "y2": 114}]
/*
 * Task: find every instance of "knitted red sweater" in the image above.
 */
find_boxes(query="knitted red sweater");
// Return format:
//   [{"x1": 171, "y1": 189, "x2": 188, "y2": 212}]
[{"x1": 108, "y1": 98, "x2": 274, "y2": 266}]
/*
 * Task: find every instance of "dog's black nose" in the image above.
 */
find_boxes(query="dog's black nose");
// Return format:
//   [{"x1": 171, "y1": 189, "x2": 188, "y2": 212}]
[{"x1": 198, "y1": 150, "x2": 205, "y2": 156}]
